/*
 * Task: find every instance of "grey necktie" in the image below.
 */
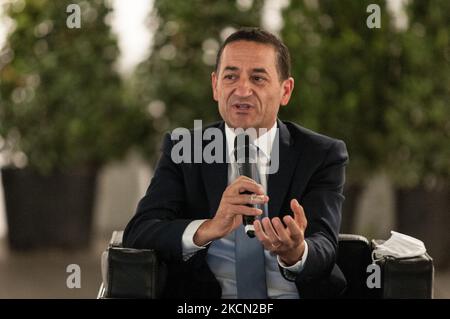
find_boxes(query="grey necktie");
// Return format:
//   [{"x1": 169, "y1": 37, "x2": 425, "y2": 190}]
[{"x1": 234, "y1": 145, "x2": 268, "y2": 299}]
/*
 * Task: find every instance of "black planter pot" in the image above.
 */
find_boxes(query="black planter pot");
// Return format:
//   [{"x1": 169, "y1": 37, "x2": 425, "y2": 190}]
[
  {"x1": 340, "y1": 184, "x2": 364, "y2": 234},
  {"x1": 1, "y1": 167, "x2": 98, "y2": 250},
  {"x1": 395, "y1": 185, "x2": 450, "y2": 269}
]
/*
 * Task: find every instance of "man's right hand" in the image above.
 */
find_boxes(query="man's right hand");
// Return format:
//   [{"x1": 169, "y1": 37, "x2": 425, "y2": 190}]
[{"x1": 193, "y1": 176, "x2": 268, "y2": 246}]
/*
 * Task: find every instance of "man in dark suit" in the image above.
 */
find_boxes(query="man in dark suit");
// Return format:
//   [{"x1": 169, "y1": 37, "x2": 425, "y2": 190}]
[{"x1": 124, "y1": 28, "x2": 348, "y2": 299}]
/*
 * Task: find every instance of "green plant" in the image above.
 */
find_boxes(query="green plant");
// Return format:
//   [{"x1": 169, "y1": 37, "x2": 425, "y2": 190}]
[
  {"x1": 384, "y1": 0, "x2": 450, "y2": 189},
  {"x1": 0, "y1": 0, "x2": 151, "y2": 175},
  {"x1": 281, "y1": 0, "x2": 397, "y2": 183}
]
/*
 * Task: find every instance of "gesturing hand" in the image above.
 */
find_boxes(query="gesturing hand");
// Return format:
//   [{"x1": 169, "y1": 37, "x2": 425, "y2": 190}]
[{"x1": 253, "y1": 198, "x2": 308, "y2": 266}]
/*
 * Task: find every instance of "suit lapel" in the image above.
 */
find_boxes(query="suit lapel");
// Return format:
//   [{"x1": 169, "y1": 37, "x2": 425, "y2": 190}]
[
  {"x1": 267, "y1": 120, "x2": 302, "y2": 218},
  {"x1": 201, "y1": 120, "x2": 302, "y2": 219},
  {"x1": 201, "y1": 122, "x2": 228, "y2": 218}
]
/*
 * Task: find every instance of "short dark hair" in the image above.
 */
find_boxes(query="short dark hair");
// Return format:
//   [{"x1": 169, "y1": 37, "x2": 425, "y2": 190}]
[{"x1": 215, "y1": 27, "x2": 291, "y2": 81}]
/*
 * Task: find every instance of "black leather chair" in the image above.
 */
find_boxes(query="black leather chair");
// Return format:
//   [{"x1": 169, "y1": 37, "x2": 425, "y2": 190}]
[
  {"x1": 337, "y1": 234, "x2": 434, "y2": 298},
  {"x1": 98, "y1": 232, "x2": 434, "y2": 299}
]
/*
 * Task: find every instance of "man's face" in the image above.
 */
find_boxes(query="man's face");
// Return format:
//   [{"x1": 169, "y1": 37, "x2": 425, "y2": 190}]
[{"x1": 212, "y1": 41, "x2": 294, "y2": 130}]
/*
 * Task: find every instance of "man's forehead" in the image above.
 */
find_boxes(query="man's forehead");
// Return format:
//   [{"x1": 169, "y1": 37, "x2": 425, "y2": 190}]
[{"x1": 220, "y1": 41, "x2": 277, "y2": 71}]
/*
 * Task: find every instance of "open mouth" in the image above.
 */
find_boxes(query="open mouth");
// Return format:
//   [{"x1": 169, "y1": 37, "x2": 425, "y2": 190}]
[{"x1": 232, "y1": 103, "x2": 253, "y2": 111}]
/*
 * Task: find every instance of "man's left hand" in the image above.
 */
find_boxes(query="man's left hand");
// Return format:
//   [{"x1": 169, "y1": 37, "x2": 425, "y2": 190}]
[{"x1": 253, "y1": 198, "x2": 307, "y2": 266}]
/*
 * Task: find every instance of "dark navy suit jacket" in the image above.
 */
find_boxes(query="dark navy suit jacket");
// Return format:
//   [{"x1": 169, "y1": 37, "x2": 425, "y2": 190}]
[{"x1": 124, "y1": 119, "x2": 349, "y2": 298}]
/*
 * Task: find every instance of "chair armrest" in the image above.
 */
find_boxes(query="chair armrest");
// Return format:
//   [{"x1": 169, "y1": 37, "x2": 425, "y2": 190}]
[
  {"x1": 337, "y1": 234, "x2": 434, "y2": 299},
  {"x1": 371, "y1": 240, "x2": 434, "y2": 299},
  {"x1": 337, "y1": 233, "x2": 374, "y2": 298},
  {"x1": 100, "y1": 230, "x2": 167, "y2": 299}
]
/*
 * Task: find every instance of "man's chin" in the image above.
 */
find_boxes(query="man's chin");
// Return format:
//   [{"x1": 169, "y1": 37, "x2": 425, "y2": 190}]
[{"x1": 227, "y1": 118, "x2": 256, "y2": 130}]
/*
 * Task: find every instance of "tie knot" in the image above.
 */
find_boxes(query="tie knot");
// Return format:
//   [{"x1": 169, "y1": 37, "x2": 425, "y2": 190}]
[{"x1": 234, "y1": 134, "x2": 258, "y2": 163}]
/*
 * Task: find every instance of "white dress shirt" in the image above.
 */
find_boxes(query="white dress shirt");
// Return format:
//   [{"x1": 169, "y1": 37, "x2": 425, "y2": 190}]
[{"x1": 181, "y1": 121, "x2": 308, "y2": 298}]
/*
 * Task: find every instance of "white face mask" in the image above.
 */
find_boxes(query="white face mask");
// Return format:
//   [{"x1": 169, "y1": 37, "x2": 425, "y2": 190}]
[{"x1": 372, "y1": 231, "x2": 427, "y2": 260}]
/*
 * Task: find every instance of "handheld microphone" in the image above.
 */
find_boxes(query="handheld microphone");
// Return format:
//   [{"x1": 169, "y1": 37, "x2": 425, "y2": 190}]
[{"x1": 234, "y1": 133, "x2": 259, "y2": 238}]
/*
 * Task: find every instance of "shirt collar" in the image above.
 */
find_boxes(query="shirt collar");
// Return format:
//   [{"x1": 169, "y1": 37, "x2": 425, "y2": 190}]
[{"x1": 225, "y1": 121, "x2": 278, "y2": 160}]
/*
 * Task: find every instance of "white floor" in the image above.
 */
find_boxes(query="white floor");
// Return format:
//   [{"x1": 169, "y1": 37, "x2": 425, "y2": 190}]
[{"x1": 0, "y1": 234, "x2": 109, "y2": 298}]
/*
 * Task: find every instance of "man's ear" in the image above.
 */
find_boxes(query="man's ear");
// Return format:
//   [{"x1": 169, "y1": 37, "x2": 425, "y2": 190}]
[
  {"x1": 280, "y1": 77, "x2": 294, "y2": 106},
  {"x1": 211, "y1": 71, "x2": 218, "y2": 101}
]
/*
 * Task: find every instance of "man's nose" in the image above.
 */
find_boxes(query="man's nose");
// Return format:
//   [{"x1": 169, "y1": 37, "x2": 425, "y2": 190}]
[{"x1": 234, "y1": 78, "x2": 253, "y2": 97}]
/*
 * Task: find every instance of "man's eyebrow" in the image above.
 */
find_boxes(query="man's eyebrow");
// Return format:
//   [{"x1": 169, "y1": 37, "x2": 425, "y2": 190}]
[
  {"x1": 222, "y1": 66, "x2": 269, "y2": 75},
  {"x1": 252, "y1": 68, "x2": 269, "y2": 74},
  {"x1": 223, "y1": 66, "x2": 239, "y2": 72}
]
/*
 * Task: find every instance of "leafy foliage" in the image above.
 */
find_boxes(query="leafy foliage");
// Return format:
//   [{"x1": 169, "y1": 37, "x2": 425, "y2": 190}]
[
  {"x1": 384, "y1": 0, "x2": 450, "y2": 188},
  {"x1": 0, "y1": 0, "x2": 151, "y2": 174},
  {"x1": 282, "y1": 0, "x2": 397, "y2": 182}
]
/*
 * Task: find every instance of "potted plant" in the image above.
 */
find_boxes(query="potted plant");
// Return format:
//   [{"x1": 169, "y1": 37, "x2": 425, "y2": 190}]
[
  {"x1": 0, "y1": 0, "x2": 151, "y2": 249},
  {"x1": 281, "y1": 0, "x2": 396, "y2": 233},
  {"x1": 384, "y1": 0, "x2": 450, "y2": 268}
]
